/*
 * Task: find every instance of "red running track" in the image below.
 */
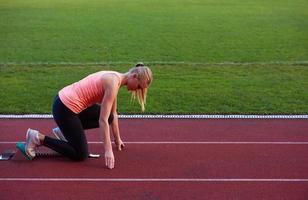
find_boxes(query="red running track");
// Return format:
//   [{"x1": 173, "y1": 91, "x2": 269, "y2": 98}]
[{"x1": 0, "y1": 118, "x2": 308, "y2": 199}]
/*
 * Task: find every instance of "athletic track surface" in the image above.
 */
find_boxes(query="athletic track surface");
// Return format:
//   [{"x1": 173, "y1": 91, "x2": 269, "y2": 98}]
[{"x1": 0, "y1": 118, "x2": 307, "y2": 199}]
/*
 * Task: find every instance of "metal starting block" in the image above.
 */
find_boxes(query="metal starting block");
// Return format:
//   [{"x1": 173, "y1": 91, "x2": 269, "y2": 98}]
[{"x1": 0, "y1": 149, "x2": 16, "y2": 161}]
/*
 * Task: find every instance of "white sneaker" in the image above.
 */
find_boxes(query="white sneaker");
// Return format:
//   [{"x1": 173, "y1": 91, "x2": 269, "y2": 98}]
[
  {"x1": 25, "y1": 128, "x2": 41, "y2": 158},
  {"x1": 52, "y1": 127, "x2": 67, "y2": 142}
]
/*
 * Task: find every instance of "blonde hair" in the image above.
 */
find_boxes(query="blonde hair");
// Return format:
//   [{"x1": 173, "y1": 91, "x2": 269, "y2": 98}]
[{"x1": 129, "y1": 63, "x2": 153, "y2": 112}]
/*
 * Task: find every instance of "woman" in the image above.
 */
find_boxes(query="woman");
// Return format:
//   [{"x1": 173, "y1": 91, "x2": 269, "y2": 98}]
[{"x1": 16, "y1": 63, "x2": 153, "y2": 169}]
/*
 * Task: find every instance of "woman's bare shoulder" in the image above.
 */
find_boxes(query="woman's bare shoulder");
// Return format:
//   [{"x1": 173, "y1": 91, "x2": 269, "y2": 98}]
[{"x1": 100, "y1": 72, "x2": 121, "y2": 89}]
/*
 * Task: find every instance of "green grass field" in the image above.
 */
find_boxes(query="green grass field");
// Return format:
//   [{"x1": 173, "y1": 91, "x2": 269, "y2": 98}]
[
  {"x1": 1, "y1": 0, "x2": 307, "y2": 63},
  {"x1": 1, "y1": 65, "x2": 307, "y2": 114},
  {"x1": 0, "y1": 0, "x2": 307, "y2": 114}
]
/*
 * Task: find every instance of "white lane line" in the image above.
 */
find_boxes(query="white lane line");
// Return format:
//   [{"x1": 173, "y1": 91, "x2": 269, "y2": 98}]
[
  {"x1": 1, "y1": 141, "x2": 308, "y2": 145},
  {"x1": 1, "y1": 60, "x2": 308, "y2": 66},
  {"x1": 90, "y1": 141, "x2": 308, "y2": 145},
  {"x1": 0, "y1": 178, "x2": 308, "y2": 182}
]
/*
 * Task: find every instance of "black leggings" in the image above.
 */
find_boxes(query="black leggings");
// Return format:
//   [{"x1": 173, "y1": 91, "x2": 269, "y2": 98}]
[{"x1": 43, "y1": 95, "x2": 113, "y2": 161}]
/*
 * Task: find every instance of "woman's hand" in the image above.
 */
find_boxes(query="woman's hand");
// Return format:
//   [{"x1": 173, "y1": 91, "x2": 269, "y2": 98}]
[
  {"x1": 104, "y1": 149, "x2": 115, "y2": 169},
  {"x1": 115, "y1": 138, "x2": 125, "y2": 151}
]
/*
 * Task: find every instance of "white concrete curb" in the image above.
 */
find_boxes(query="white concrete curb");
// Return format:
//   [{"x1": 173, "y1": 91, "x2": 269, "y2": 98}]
[{"x1": 0, "y1": 114, "x2": 307, "y2": 119}]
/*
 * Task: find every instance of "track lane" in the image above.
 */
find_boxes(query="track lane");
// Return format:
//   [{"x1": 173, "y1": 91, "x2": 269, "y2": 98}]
[
  {"x1": 0, "y1": 143, "x2": 307, "y2": 179},
  {"x1": 1, "y1": 118, "x2": 308, "y2": 199},
  {"x1": 1, "y1": 119, "x2": 308, "y2": 142},
  {"x1": 1, "y1": 181, "x2": 307, "y2": 200}
]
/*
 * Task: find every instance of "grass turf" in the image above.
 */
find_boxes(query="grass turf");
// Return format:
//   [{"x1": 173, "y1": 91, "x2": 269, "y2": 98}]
[
  {"x1": 0, "y1": 65, "x2": 307, "y2": 114},
  {"x1": 0, "y1": 0, "x2": 307, "y2": 63},
  {"x1": 0, "y1": 0, "x2": 307, "y2": 114}
]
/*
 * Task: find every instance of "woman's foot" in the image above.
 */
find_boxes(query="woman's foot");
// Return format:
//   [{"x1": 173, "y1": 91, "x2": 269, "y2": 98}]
[
  {"x1": 16, "y1": 128, "x2": 41, "y2": 160},
  {"x1": 25, "y1": 128, "x2": 41, "y2": 158}
]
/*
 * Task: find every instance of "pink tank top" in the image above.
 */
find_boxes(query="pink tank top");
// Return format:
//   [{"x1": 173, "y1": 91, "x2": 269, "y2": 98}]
[{"x1": 59, "y1": 71, "x2": 121, "y2": 114}]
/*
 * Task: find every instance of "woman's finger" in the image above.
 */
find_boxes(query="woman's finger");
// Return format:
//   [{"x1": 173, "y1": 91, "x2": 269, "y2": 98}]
[
  {"x1": 109, "y1": 157, "x2": 114, "y2": 169},
  {"x1": 104, "y1": 150, "x2": 114, "y2": 169}
]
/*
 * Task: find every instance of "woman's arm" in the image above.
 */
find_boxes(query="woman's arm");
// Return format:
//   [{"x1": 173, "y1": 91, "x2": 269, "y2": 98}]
[
  {"x1": 99, "y1": 77, "x2": 118, "y2": 169},
  {"x1": 110, "y1": 98, "x2": 125, "y2": 151}
]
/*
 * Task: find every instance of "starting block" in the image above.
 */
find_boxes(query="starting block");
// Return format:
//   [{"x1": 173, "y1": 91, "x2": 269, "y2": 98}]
[{"x1": 0, "y1": 149, "x2": 16, "y2": 161}]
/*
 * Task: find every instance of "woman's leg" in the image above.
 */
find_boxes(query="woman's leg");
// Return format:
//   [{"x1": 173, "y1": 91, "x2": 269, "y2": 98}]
[
  {"x1": 78, "y1": 104, "x2": 100, "y2": 129},
  {"x1": 43, "y1": 96, "x2": 88, "y2": 161},
  {"x1": 78, "y1": 104, "x2": 114, "y2": 129},
  {"x1": 51, "y1": 104, "x2": 113, "y2": 145}
]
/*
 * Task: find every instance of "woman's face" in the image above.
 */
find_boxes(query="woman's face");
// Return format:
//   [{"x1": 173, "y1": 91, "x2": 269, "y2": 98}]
[{"x1": 126, "y1": 73, "x2": 146, "y2": 91}]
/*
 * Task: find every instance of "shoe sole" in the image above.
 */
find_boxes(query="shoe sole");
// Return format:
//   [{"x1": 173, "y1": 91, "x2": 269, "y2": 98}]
[{"x1": 16, "y1": 142, "x2": 33, "y2": 160}]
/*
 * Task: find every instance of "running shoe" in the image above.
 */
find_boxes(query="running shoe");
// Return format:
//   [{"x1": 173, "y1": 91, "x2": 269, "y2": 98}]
[
  {"x1": 52, "y1": 127, "x2": 67, "y2": 142},
  {"x1": 16, "y1": 142, "x2": 32, "y2": 160},
  {"x1": 16, "y1": 128, "x2": 41, "y2": 160}
]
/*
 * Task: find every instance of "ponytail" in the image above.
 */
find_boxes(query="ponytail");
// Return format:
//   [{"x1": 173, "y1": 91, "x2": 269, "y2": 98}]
[{"x1": 129, "y1": 63, "x2": 153, "y2": 112}]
